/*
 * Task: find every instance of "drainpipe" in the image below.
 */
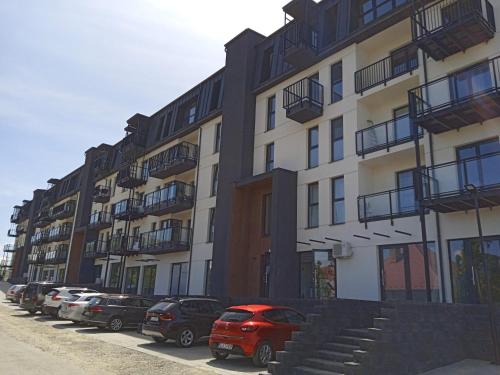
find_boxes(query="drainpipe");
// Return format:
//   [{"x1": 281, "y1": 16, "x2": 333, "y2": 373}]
[
  {"x1": 63, "y1": 193, "x2": 80, "y2": 284},
  {"x1": 186, "y1": 127, "x2": 202, "y2": 296}
]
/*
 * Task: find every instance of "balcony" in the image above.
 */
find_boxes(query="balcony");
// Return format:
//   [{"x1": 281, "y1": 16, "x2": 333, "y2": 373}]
[
  {"x1": 45, "y1": 245, "x2": 69, "y2": 265},
  {"x1": 140, "y1": 225, "x2": 191, "y2": 255},
  {"x1": 112, "y1": 199, "x2": 145, "y2": 221},
  {"x1": 411, "y1": 0, "x2": 496, "y2": 61},
  {"x1": 3, "y1": 245, "x2": 16, "y2": 253},
  {"x1": 355, "y1": 44, "x2": 418, "y2": 94},
  {"x1": 421, "y1": 151, "x2": 500, "y2": 213},
  {"x1": 7, "y1": 223, "x2": 25, "y2": 237},
  {"x1": 356, "y1": 114, "x2": 423, "y2": 157},
  {"x1": 10, "y1": 206, "x2": 21, "y2": 224},
  {"x1": 93, "y1": 185, "x2": 111, "y2": 203},
  {"x1": 283, "y1": 77, "x2": 324, "y2": 123},
  {"x1": 83, "y1": 240, "x2": 108, "y2": 258},
  {"x1": 143, "y1": 182, "x2": 195, "y2": 216},
  {"x1": 34, "y1": 209, "x2": 52, "y2": 228},
  {"x1": 116, "y1": 164, "x2": 148, "y2": 189},
  {"x1": 28, "y1": 253, "x2": 45, "y2": 265},
  {"x1": 148, "y1": 142, "x2": 198, "y2": 179},
  {"x1": 108, "y1": 235, "x2": 142, "y2": 255},
  {"x1": 88, "y1": 211, "x2": 113, "y2": 231},
  {"x1": 409, "y1": 57, "x2": 500, "y2": 133},
  {"x1": 50, "y1": 200, "x2": 76, "y2": 221},
  {"x1": 120, "y1": 130, "x2": 147, "y2": 163},
  {"x1": 48, "y1": 223, "x2": 73, "y2": 243},
  {"x1": 358, "y1": 186, "x2": 420, "y2": 224},
  {"x1": 283, "y1": 21, "x2": 319, "y2": 67},
  {"x1": 31, "y1": 230, "x2": 49, "y2": 246}
]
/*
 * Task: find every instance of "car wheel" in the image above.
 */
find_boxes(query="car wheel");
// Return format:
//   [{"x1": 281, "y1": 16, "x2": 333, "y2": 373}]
[
  {"x1": 153, "y1": 337, "x2": 166, "y2": 344},
  {"x1": 28, "y1": 309, "x2": 37, "y2": 315},
  {"x1": 108, "y1": 317, "x2": 124, "y2": 332},
  {"x1": 211, "y1": 350, "x2": 229, "y2": 360},
  {"x1": 252, "y1": 341, "x2": 274, "y2": 367},
  {"x1": 176, "y1": 327, "x2": 195, "y2": 348},
  {"x1": 71, "y1": 321, "x2": 80, "y2": 325}
]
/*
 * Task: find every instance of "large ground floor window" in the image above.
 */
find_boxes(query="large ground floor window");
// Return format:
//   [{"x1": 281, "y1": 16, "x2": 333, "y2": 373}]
[
  {"x1": 379, "y1": 242, "x2": 440, "y2": 302},
  {"x1": 449, "y1": 236, "x2": 500, "y2": 304},
  {"x1": 141, "y1": 265, "x2": 156, "y2": 296},
  {"x1": 109, "y1": 262, "x2": 121, "y2": 288},
  {"x1": 170, "y1": 262, "x2": 188, "y2": 296},
  {"x1": 300, "y1": 250, "x2": 337, "y2": 299},
  {"x1": 124, "y1": 267, "x2": 140, "y2": 295}
]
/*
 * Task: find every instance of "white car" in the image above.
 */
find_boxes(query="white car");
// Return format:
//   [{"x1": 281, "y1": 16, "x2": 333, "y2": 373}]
[
  {"x1": 58, "y1": 293, "x2": 103, "y2": 323},
  {"x1": 42, "y1": 287, "x2": 98, "y2": 317},
  {"x1": 5, "y1": 284, "x2": 26, "y2": 302}
]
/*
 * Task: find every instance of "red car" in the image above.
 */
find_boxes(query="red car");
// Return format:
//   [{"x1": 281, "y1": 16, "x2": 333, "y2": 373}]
[{"x1": 209, "y1": 305, "x2": 305, "y2": 367}]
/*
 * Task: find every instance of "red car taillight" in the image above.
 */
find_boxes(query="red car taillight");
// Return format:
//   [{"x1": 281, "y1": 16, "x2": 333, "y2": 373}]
[
  {"x1": 68, "y1": 303, "x2": 78, "y2": 308},
  {"x1": 159, "y1": 313, "x2": 175, "y2": 321},
  {"x1": 89, "y1": 306, "x2": 103, "y2": 313},
  {"x1": 240, "y1": 325, "x2": 258, "y2": 332},
  {"x1": 51, "y1": 294, "x2": 62, "y2": 301}
]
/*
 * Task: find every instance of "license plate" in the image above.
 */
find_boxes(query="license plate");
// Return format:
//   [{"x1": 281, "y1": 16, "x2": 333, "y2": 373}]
[
  {"x1": 218, "y1": 343, "x2": 233, "y2": 350},
  {"x1": 150, "y1": 317, "x2": 158, "y2": 322}
]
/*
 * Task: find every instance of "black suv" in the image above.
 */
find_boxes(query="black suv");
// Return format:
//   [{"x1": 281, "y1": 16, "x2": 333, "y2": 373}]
[
  {"x1": 20, "y1": 282, "x2": 64, "y2": 314},
  {"x1": 82, "y1": 294, "x2": 155, "y2": 332},
  {"x1": 141, "y1": 297, "x2": 224, "y2": 348}
]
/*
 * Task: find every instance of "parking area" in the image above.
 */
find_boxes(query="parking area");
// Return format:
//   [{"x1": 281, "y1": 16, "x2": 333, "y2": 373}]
[{"x1": 0, "y1": 287, "x2": 261, "y2": 375}]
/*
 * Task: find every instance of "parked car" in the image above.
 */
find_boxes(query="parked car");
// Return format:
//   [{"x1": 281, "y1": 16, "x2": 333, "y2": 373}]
[
  {"x1": 58, "y1": 293, "x2": 103, "y2": 323},
  {"x1": 20, "y1": 282, "x2": 64, "y2": 314},
  {"x1": 141, "y1": 297, "x2": 224, "y2": 348},
  {"x1": 5, "y1": 284, "x2": 26, "y2": 303},
  {"x1": 82, "y1": 294, "x2": 155, "y2": 332},
  {"x1": 209, "y1": 305, "x2": 305, "y2": 367},
  {"x1": 42, "y1": 287, "x2": 98, "y2": 317}
]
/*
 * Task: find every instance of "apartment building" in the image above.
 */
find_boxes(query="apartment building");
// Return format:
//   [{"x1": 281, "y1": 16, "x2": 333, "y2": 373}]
[{"x1": 7, "y1": 0, "x2": 500, "y2": 305}]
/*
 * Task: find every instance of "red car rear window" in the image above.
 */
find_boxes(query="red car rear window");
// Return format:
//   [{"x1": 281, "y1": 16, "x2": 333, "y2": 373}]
[{"x1": 219, "y1": 309, "x2": 253, "y2": 322}]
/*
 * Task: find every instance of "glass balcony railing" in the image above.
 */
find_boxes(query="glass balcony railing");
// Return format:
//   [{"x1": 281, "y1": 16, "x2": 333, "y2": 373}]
[
  {"x1": 358, "y1": 186, "x2": 420, "y2": 223},
  {"x1": 148, "y1": 142, "x2": 198, "y2": 179},
  {"x1": 140, "y1": 225, "x2": 191, "y2": 254},
  {"x1": 143, "y1": 182, "x2": 195, "y2": 215}
]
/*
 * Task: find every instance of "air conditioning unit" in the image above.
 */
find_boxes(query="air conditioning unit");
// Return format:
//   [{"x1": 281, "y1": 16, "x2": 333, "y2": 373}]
[{"x1": 332, "y1": 242, "x2": 353, "y2": 259}]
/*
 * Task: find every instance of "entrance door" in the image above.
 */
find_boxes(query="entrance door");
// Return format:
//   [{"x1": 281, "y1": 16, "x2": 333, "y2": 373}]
[
  {"x1": 379, "y1": 243, "x2": 440, "y2": 302},
  {"x1": 260, "y1": 251, "x2": 271, "y2": 298},
  {"x1": 300, "y1": 250, "x2": 336, "y2": 299}
]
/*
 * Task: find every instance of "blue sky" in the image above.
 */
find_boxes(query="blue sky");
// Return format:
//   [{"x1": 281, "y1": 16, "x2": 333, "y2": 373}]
[{"x1": 0, "y1": 0, "x2": 285, "y2": 252}]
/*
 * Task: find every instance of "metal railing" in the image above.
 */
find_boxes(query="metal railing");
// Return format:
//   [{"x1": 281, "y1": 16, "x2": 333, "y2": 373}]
[
  {"x1": 116, "y1": 164, "x2": 148, "y2": 186},
  {"x1": 48, "y1": 223, "x2": 73, "y2": 242},
  {"x1": 283, "y1": 77, "x2": 324, "y2": 111},
  {"x1": 283, "y1": 21, "x2": 319, "y2": 54},
  {"x1": 89, "y1": 211, "x2": 113, "y2": 227},
  {"x1": 143, "y1": 182, "x2": 195, "y2": 212},
  {"x1": 112, "y1": 198, "x2": 144, "y2": 218},
  {"x1": 411, "y1": 0, "x2": 496, "y2": 41},
  {"x1": 3, "y1": 245, "x2": 16, "y2": 253},
  {"x1": 148, "y1": 142, "x2": 198, "y2": 176},
  {"x1": 140, "y1": 225, "x2": 191, "y2": 253},
  {"x1": 356, "y1": 114, "x2": 423, "y2": 156},
  {"x1": 93, "y1": 185, "x2": 111, "y2": 200},
  {"x1": 358, "y1": 186, "x2": 421, "y2": 223},
  {"x1": 109, "y1": 235, "x2": 142, "y2": 254},
  {"x1": 422, "y1": 151, "x2": 500, "y2": 200},
  {"x1": 31, "y1": 230, "x2": 50, "y2": 245},
  {"x1": 50, "y1": 200, "x2": 76, "y2": 220},
  {"x1": 45, "y1": 245, "x2": 68, "y2": 264},
  {"x1": 10, "y1": 206, "x2": 21, "y2": 223},
  {"x1": 410, "y1": 56, "x2": 500, "y2": 120},
  {"x1": 355, "y1": 44, "x2": 418, "y2": 94},
  {"x1": 84, "y1": 240, "x2": 108, "y2": 258}
]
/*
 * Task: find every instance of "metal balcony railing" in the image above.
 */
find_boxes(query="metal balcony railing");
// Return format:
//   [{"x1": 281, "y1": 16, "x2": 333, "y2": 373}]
[
  {"x1": 140, "y1": 225, "x2": 191, "y2": 254},
  {"x1": 88, "y1": 211, "x2": 113, "y2": 229},
  {"x1": 10, "y1": 206, "x2": 21, "y2": 223},
  {"x1": 148, "y1": 142, "x2": 198, "y2": 179},
  {"x1": 50, "y1": 200, "x2": 76, "y2": 220},
  {"x1": 112, "y1": 199, "x2": 145, "y2": 220},
  {"x1": 3, "y1": 245, "x2": 16, "y2": 253},
  {"x1": 45, "y1": 245, "x2": 69, "y2": 264},
  {"x1": 84, "y1": 240, "x2": 108, "y2": 258},
  {"x1": 28, "y1": 252, "x2": 45, "y2": 265},
  {"x1": 358, "y1": 186, "x2": 421, "y2": 223},
  {"x1": 283, "y1": 21, "x2": 319, "y2": 55},
  {"x1": 48, "y1": 223, "x2": 73, "y2": 242},
  {"x1": 143, "y1": 182, "x2": 195, "y2": 215},
  {"x1": 355, "y1": 44, "x2": 418, "y2": 94},
  {"x1": 93, "y1": 185, "x2": 112, "y2": 203},
  {"x1": 109, "y1": 235, "x2": 142, "y2": 254},
  {"x1": 116, "y1": 164, "x2": 148, "y2": 188},
  {"x1": 356, "y1": 114, "x2": 423, "y2": 156},
  {"x1": 409, "y1": 56, "x2": 500, "y2": 132},
  {"x1": 283, "y1": 77, "x2": 324, "y2": 123},
  {"x1": 31, "y1": 230, "x2": 50, "y2": 245}
]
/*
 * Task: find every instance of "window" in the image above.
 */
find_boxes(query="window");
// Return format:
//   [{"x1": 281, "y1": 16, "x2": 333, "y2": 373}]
[
  {"x1": 331, "y1": 117, "x2": 343, "y2": 161},
  {"x1": 208, "y1": 207, "x2": 216, "y2": 242},
  {"x1": 265, "y1": 143, "x2": 275, "y2": 172},
  {"x1": 390, "y1": 44, "x2": 418, "y2": 76},
  {"x1": 209, "y1": 80, "x2": 222, "y2": 111},
  {"x1": 109, "y1": 262, "x2": 121, "y2": 288},
  {"x1": 214, "y1": 123, "x2": 221, "y2": 153},
  {"x1": 124, "y1": 267, "x2": 140, "y2": 295},
  {"x1": 211, "y1": 164, "x2": 219, "y2": 197},
  {"x1": 308, "y1": 183, "x2": 319, "y2": 228},
  {"x1": 141, "y1": 265, "x2": 156, "y2": 296},
  {"x1": 360, "y1": 0, "x2": 401, "y2": 26},
  {"x1": 262, "y1": 193, "x2": 272, "y2": 236},
  {"x1": 331, "y1": 62, "x2": 343, "y2": 103},
  {"x1": 156, "y1": 115, "x2": 165, "y2": 141},
  {"x1": 204, "y1": 260, "x2": 212, "y2": 296},
  {"x1": 332, "y1": 177, "x2": 345, "y2": 224},
  {"x1": 187, "y1": 105, "x2": 197, "y2": 125},
  {"x1": 170, "y1": 262, "x2": 188, "y2": 296},
  {"x1": 324, "y1": 4, "x2": 339, "y2": 44},
  {"x1": 300, "y1": 250, "x2": 337, "y2": 299},
  {"x1": 308, "y1": 127, "x2": 319, "y2": 168},
  {"x1": 261, "y1": 47, "x2": 274, "y2": 82},
  {"x1": 267, "y1": 95, "x2": 276, "y2": 130},
  {"x1": 162, "y1": 111, "x2": 173, "y2": 138}
]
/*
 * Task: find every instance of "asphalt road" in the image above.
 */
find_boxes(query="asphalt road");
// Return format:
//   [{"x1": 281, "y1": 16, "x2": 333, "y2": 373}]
[{"x1": 0, "y1": 283, "x2": 261, "y2": 375}]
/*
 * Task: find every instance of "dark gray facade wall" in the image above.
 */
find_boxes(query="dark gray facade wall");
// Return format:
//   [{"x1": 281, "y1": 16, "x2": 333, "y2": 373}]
[
  {"x1": 270, "y1": 168, "x2": 299, "y2": 298},
  {"x1": 211, "y1": 29, "x2": 265, "y2": 298}
]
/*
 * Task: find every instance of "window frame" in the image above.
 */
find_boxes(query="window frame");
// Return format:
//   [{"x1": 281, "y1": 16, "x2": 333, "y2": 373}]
[
  {"x1": 331, "y1": 176, "x2": 345, "y2": 225},
  {"x1": 266, "y1": 95, "x2": 276, "y2": 131},
  {"x1": 307, "y1": 182, "x2": 319, "y2": 228},
  {"x1": 308, "y1": 126, "x2": 319, "y2": 169},
  {"x1": 330, "y1": 61, "x2": 343, "y2": 103},
  {"x1": 207, "y1": 207, "x2": 216, "y2": 243},
  {"x1": 330, "y1": 116, "x2": 344, "y2": 162},
  {"x1": 265, "y1": 142, "x2": 275, "y2": 172},
  {"x1": 211, "y1": 163, "x2": 219, "y2": 197},
  {"x1": 214, "y1": 122, "x2": 222, "y2": 153}
]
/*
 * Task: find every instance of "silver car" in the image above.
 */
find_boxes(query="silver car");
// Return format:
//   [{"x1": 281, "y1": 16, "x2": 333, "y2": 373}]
[{"x1": 58, "y1": 293, "x2": 103, "y2": 323}]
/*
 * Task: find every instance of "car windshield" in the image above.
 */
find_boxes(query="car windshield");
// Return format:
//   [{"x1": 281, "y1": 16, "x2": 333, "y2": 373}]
[
  {"x1": 219, "y1": 309, "x2": 254, "y2": 322},
  {"x1": 88, "y1": 297, "x2": 102, "y2": 306},
  {"x1": 67, "y1": 295, "x2": 80, "y2": 302},
  {"x1": 150, "y1": 302, "x2": 176, "y2": 312}
]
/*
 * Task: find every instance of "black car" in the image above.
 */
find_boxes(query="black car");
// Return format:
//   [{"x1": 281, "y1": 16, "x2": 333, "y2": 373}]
[
  {"x1": 82, "y1": 294, "x2": 155, "y2": 332},
  {"x1": 141, "y1": 297, "x2": 224, "y2": 348},
  {"x1": 20, "y1": 282, "x2": 64, "y2": 314}
]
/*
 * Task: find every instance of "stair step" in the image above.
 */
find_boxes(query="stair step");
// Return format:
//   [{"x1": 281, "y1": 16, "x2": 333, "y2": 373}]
[
  {"x1": 313, "y1": 349, "x2": 353, "y2": 362},
  {"x1": 333, "y1": 335, "x2": 375, "y2": 347},
  {"x1": 341, "y1": 328, "x2": 375, "y2": 339},
  {"x1": 293, "y1": 366, "x2": 343, "y2": 375},
  {"x1": 323, "y1": 342, "x2": 360, "y2": 353},
  {"x1": 373, "y1": 317, "x2": 391, "y2": 329},
  {"x1": 303, "y1": 358, "x2": 345, "y2": 373}
]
